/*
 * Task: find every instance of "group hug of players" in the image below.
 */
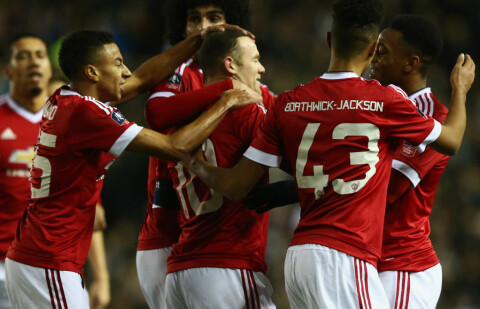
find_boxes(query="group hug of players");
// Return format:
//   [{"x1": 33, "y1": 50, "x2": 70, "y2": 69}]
[{"x1": 0, "y1": 0, "x2": 475, "y2": 308}]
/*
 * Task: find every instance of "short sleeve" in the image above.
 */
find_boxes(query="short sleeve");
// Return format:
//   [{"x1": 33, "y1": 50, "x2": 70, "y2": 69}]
[
  {"x1": 244, "y1": 96, "x2": 285, "y2": 167},
  {"x1": 385, "y1": 86, "x2": 440, "y2": 152},
  {"x1": 392, "y1": 141, "x2": 449, "y2": 187},
  {"x1": 68, "y1": 100, "x2": 142, "y2": 156}
]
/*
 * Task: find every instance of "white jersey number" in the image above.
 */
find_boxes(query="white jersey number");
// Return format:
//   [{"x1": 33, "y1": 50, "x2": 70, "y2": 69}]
[
  {"x1": 174, "y1": 139, "x2": 223, "y2": 219},
  {"x1": 296, "y1": 123, "x2": 380, "y2": 199},
  {"x1": 30, "y1": 130, "x2": 57, "y2": 198}
]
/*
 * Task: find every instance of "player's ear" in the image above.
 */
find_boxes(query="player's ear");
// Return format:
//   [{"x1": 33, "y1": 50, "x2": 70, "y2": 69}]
[
  {"x1": 326, "y1": 32, "x2": 332, "y2": 50},
  {"x1": 224, "y1": 56, "x2": 236, "y2": 75},
  {"x1": 3, "y1": 65, "x2": 12, "y2": 79},
  {"x1": 405, "y1": 55, "x2": 421, "y2": 73},
  {"x1": 85, "y1": 64, "x2": 99, "y2": 82}
]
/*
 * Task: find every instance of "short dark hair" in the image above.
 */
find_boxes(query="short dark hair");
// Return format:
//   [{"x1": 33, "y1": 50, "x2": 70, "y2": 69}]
[
  {"x1": 165, "y1": 0, "x2": 250, "y2": 45},
  {"x1": 390, "y1": 15, "x2": 443, "y2": 75},
  {"x1": 196, "y1": 28, "x2": 247, "y2": 77},
  {"x1": 331, "y1": 0, "x2": 385, "y2": 59},
  {"x1": 3, "y1": 33, "x2": 45, "y2": 63},
  {"x1": 58, "y1": 30, "x2": 114, "y2": 81}
]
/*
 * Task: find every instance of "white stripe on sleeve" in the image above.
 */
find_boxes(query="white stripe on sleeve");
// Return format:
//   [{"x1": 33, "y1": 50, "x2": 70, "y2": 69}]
[
  {"x1": 413, "y1": 119, "x2": 441, "y2": 153},
  {"x1": 243, "y1": 146, "x2": 281, "y2": 167},
  {"x1": 392, "y1": 159, "x2": 421, "y2": 187},
  {"x1": 148, "y1": 91, "x2": 175, "y2": 101},
  {"x1": 108, "y1": 124, "x2": 143, "y2": 156}
]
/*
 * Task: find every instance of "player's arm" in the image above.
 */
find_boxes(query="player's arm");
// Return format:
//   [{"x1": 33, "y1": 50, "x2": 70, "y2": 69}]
[
  {"x1": 146, "y1": 79, "x2": 258, "y2": 132},
  {"x1": 184, "y1": 153, "x2": 268, "y2": 201},
  {"x1": 127, "y1": 89, "x2": 261, "y2": 160},
  {"x1": 430, "y1": 54, "x2": 475, "y2": 155},
  {"x1": 244, "y1": 180, "x2": 299, "y2": 213},
  {"x1": 87, "y1": 210, "x2": 110, "y2": 309},
  {"x1": 112, "y1": 25, "x2": 255, "y2": 106}
]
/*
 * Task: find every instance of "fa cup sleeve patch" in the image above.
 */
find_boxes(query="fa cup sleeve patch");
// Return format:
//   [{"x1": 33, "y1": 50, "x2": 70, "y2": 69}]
[{"x1": 111, "y1": 110, "x2": 126, "y2": 125}]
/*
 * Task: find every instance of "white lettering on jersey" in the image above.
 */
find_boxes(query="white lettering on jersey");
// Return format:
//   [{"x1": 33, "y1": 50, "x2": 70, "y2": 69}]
[{"x1": 284, "y1": 100, "x2": 384, "y2": 112}]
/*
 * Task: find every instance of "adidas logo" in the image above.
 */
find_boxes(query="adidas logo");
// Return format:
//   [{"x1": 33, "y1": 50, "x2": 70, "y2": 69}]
[{"x1": 1, "y1": 128, "x2": 17, "y2": 140}]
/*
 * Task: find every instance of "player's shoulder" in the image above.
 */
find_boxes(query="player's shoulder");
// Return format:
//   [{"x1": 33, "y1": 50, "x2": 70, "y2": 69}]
[
  {"x1": 410, "y1": 87, "x2": 448, "y2": 122},
  {"x1": 58, "y1": 87, "x2": 114, "y2": 115},
  {"x1": 0, "y1": 94, "x2": 10, "y2": 113}
]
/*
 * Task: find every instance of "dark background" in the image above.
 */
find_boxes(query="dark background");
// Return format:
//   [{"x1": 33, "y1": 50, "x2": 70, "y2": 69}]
[{"x1": 1, "y1": 0, "x2": 479, "y2": 308}]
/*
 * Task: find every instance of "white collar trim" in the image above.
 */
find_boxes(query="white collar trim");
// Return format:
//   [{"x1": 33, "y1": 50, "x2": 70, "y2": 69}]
[
  {"x1": 320, "y1": 72, "x2": 359, "y2": 80},
  {"x1": 5, "y1": 94, "x2": 43, "y2": 123}
]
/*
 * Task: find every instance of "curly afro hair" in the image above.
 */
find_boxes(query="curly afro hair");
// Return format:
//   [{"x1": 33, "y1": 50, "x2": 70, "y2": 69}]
[
  {"x1": 391, "y1": 15, "x2": 443, "y2": 73},
  {"x1": 332, "y1": 0, "x2": 385, "y2": 58},
  {"x1": 165, "y1": 0, "x2": 250, "y2": 45}
]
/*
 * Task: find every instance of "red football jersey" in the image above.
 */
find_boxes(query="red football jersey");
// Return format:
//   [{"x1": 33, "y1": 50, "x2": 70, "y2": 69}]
[
  {"x1": 167, "y1": 103, "x2": 268, "y2": 274},
  {"x1": 380, "y1": 88, "x2": 449, "y2": 271},
  {"x1": 0, "y1": 95, "x2": 42, "y2": 260},
  {"x1": 7, "y1": 87, "x2": 141, "y2": 274},
  {"x1": 138, "y1": 59, "x2": 205, "y2": 251},
  {"x1": 245, "y1": 72, "x2": 441, "y2": 266}
]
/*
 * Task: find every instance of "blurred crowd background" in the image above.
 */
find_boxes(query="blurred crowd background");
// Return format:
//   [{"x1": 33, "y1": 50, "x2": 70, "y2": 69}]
[{"x1": 1, "y1": 0, "x2": 479, "y2": 308}]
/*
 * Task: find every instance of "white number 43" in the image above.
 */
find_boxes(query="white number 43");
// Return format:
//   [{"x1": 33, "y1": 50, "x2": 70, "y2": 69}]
[{"x1": 296, "y1": 123, "x2": 380, "y2": 199}]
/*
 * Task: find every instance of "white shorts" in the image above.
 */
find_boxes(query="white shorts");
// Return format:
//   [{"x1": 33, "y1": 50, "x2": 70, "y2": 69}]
[
  {"x1": 0, "y1": 261, "x2": 12, "y2": 309},
  {"x1": 285, "y1": 244, "x2": 389, "y2": 309},
  {"x1": 5, "y1": 258, "x2": 89, "y2": 309},
  {"x1": 136, "y1": 247, "x2": 172, "y2": 309},
  {"x1": 379, "y1": 263, "x2": 442, "y2": 309},
  {"x1": 166, "y1": 267, "x2": 276, "y2": 309}
]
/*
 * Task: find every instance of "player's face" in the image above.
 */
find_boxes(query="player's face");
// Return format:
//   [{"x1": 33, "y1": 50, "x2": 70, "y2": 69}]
[
  {"x1": 5, "y1": 37, "x2": 52, "y2": 96},
  {"x1": 95, "y1": 43, "x2": 131, "y2": 102},
  {"x1": 370, "y1": 28, "x2": 411, "y2": 86},
  {"x1": 232, "y1": 37, "x2": 265, "y2": 94},
  {"x1": 185, "y1": 5, "x2": 226, "y2": 38}
]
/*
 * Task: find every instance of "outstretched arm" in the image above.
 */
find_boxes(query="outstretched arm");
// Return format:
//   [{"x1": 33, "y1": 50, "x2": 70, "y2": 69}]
[
  {"x1": 184, "y1": 154, "x2": 268, "y2": 201},
  {"x1": 127, "y1": 89, "x2": 261, "y2": 161},
  {"x1": 430, "y1": 54, "x2": 475, "y2": 155},
  {"x1": 113, "y1": 24, "x2": 255, "y2": 106},
  {"x1": 244, "y1": 180, "x2": 299, "y2": 213}
]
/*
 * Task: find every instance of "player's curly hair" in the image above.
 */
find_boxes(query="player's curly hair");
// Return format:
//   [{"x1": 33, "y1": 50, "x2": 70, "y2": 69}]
[
  {"x1": 165, "y1": 0, "x2": 250, "y2": 45},
  {"x1": 331, "y1": 0, "x2": 385, "y2": 58},
  {"x1": 391, "y1": 15, "x2": 443, "y2": 76},
  {"x1": 59, "y1": 30, "x2": 114, "y2": 81}
]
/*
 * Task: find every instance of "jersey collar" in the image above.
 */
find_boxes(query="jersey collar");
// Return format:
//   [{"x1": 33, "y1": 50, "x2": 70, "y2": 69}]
[
  {"x1": 320, "y1": 72, "x2": 359, "y2": 80},
  {"x1": 409, "y1": 87, "x2": 432, "y2": 100},
  {"x1": 5, "y1": 94, "x2": 43, "y2": 123}
]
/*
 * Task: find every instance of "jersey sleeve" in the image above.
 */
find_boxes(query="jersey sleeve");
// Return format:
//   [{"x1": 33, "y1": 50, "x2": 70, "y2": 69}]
[
  {"x1": 145, "y1": 79, "x2": 233, "y2": 131},
  {"x1": 67, "y1": 100, "x2": 142, "y2": 156},
  {"x1": 244, "y1": 96, "x2": 285, "y2": 167},
  {"x1": 392, "y1": 141, "x2": 449, "y2": 187},
  {"x1": 385, "y1": 86, "x2": 441, "y2": 152}
]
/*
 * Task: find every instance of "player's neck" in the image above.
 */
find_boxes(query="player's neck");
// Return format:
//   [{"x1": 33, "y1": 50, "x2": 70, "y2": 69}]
[
  {"x1": 400, "y1": 75, "x2": 427, "y2": 96},
  {"x1": 70, "y1": 81, "x2": 103, "y2": 102},
  {"x1": 328, "y1": 56, "x2": 369, "y2": 77},
  {"x1": 204, "y1": 74, "x2": 227, "y2": 87},
  {"x1": 9, "y1": 86, "x2": 46, "y2": 113}
]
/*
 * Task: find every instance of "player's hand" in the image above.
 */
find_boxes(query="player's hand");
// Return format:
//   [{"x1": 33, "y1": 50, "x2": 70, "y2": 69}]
[
  {"x1": 231, "y1": 79, "x2": 265, "y2": 108},
  {"x1": 88, "y1": 276, "x2": 111, "y2": 309},
  {"x1": 221, "y1": 89, "x2": 262, "y2": 111},
  {"x1": 244, "y1": 180, "x2": 299, "y2": 213},
  {"x1": 200, "y1": 23, "x2": 255, "y2": 40},
  {"x1": 450, "y1": 53, "x2": 475, "y2": 94},
  {"x1": 93, "y1": 204, "x2": 107, "y2": 231},
  {"x1": 180, "y1": 148, "x2": 205, "y2": 173}
]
